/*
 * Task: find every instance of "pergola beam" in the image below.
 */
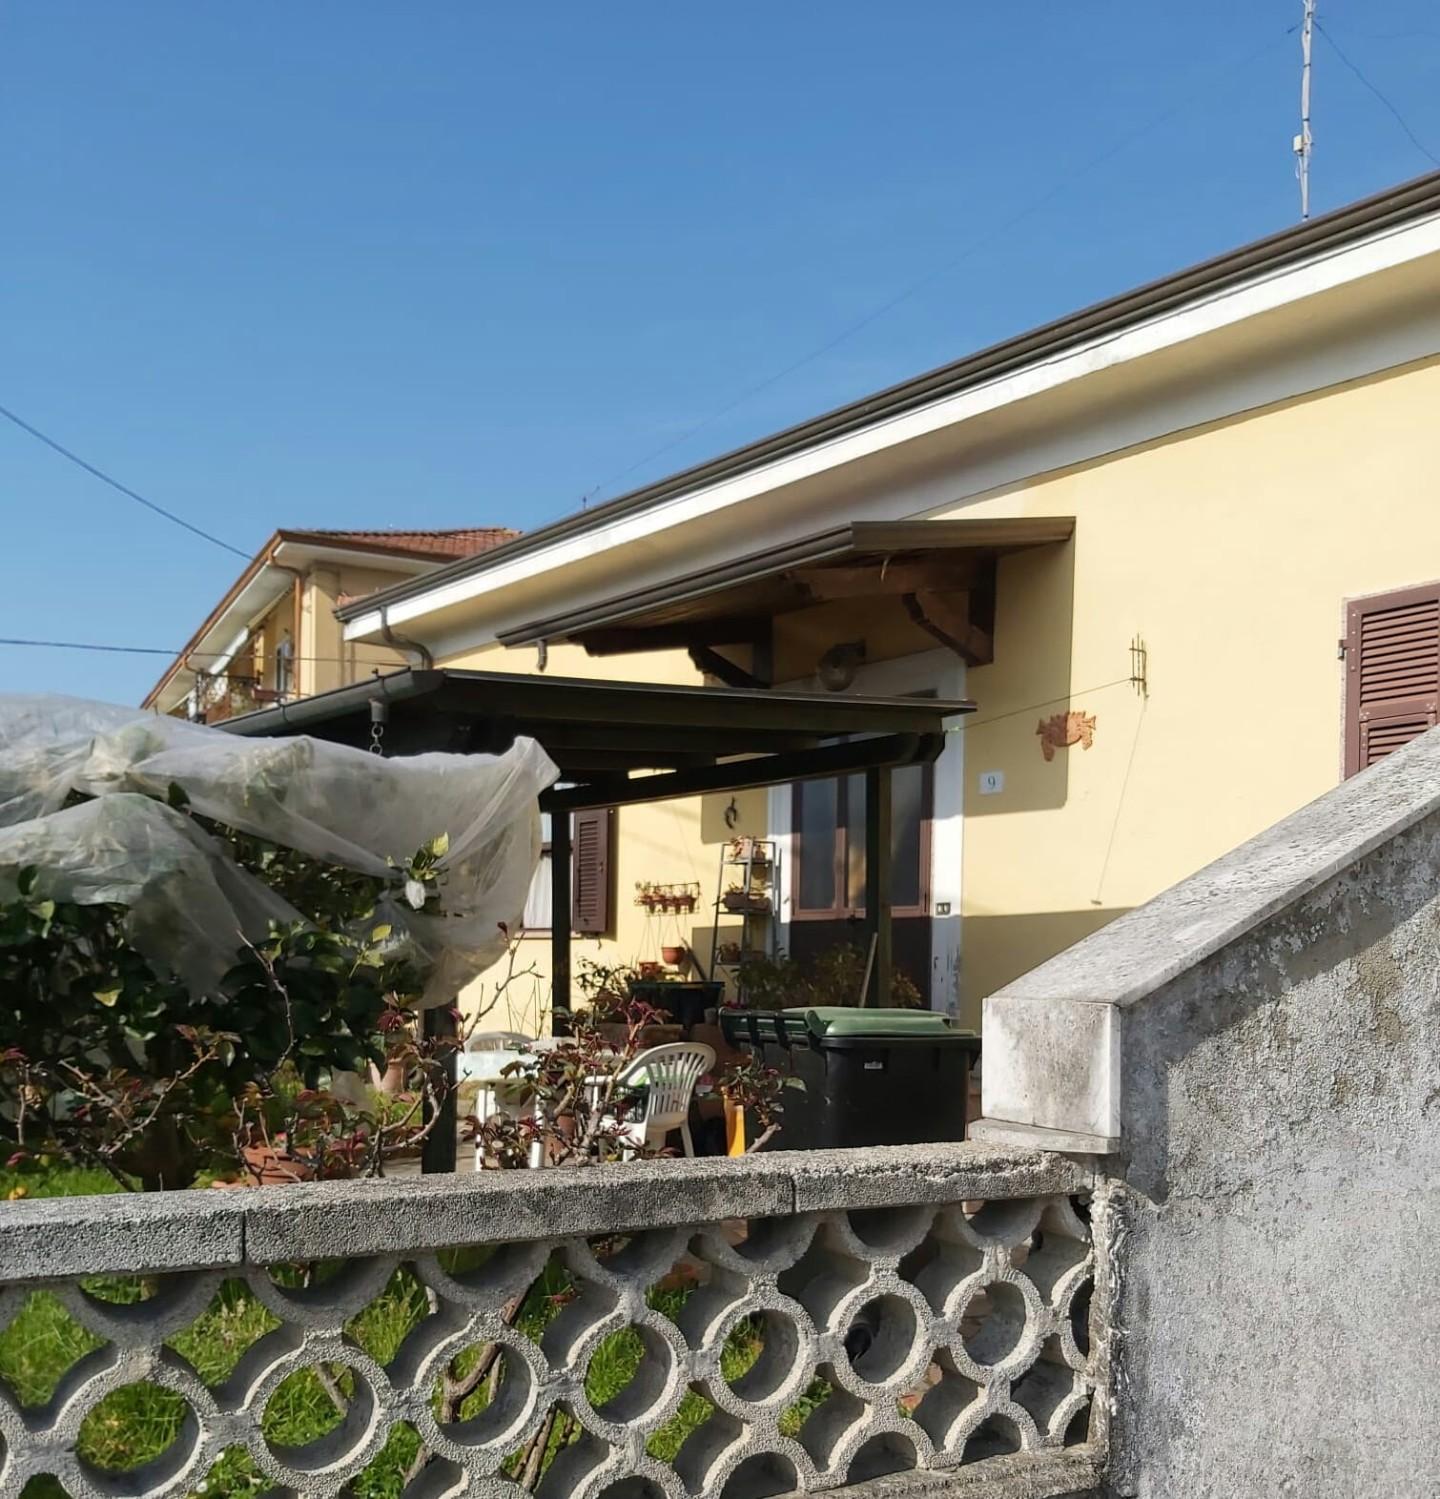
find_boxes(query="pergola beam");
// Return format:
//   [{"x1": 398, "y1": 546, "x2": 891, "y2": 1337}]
[{"x1": 540, "y1": 733, "x2": 943, "y2": 811}]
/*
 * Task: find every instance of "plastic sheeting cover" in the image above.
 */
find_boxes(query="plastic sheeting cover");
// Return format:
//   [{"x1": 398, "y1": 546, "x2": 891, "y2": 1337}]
[{"x1": 0, "y1": 694, "x2": 558, "y2": 1001}]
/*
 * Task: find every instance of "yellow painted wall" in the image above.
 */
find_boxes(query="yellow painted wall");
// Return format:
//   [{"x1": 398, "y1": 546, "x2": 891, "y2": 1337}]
[
  {"x1": 300, "y1": 566, "x2": 412, "y2": 696},
  {"x1": 951, "y1": 354, "x2": 1440, "y2": 1018},
  {"x1": 424, "y1": 355, "x2": 1440, "y2": 1033},
  {"x1": 248, "y1": 596, "x2": 293, "y2": 691},
  {"x1": 772, "y1": 596, "x2": 938, "y2": 683},
  {"x1": 437, "y1": 640, "x2": 768, "y2": 1032},
  {"x1": 233, "y1": 568, "x2": 412, "y2": 701}
]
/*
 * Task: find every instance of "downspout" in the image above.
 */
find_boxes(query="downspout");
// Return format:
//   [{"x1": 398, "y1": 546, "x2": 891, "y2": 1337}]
[
  {"x1": 266, "y1": 546, "x2": 307, "y2": 697},
  {"x1": 379, "y1": 603, "x2": 435, "y2": 671}
]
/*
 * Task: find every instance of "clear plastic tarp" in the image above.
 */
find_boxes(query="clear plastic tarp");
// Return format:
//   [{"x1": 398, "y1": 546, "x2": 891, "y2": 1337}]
[{"x1": 0, "y1": 694, "x2": 557, "y2": 1002}]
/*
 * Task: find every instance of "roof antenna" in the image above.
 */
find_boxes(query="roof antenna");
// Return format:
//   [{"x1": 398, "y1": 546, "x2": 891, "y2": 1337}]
[{"x1": 1295, "y1": 0, "x2": 1316, "y2": 219}]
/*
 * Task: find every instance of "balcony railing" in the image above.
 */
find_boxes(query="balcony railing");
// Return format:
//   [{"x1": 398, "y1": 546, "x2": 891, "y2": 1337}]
[
  {"x1": 0, "y1": 1145, "x2": 1108, "y2": 1498},
  {"x1": 196, "y1": 676, "x2": 287, "y2": 725}
]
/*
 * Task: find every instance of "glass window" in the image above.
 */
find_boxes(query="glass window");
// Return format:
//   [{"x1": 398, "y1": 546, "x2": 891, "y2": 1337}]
[
  {"x1": 890, "y1": 764, "x2": 925, "y2": 910},
  {"x1": 797, "y1": 778, "x2": 838, "y2": 911},
  {"x1": 794, "y1": 766, "x2": 929, "y2": 917},
  {"x1": 522, "y1": 812, "x2": 554, "y2": 931},
  {"x1": 844, "y1": 774, "x2": 867, "y2": 909},
  {"x1": 274, "y1": 637, "x2": 295, "y2": 699}
]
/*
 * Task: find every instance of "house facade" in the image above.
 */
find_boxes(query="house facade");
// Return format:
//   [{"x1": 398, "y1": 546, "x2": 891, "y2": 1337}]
[
  {"x1": 335, "y1": 173, "x2": 1440, "y2": 1030},
  {"x1": 144, "y1": 528, "x2": 517, "y2": 722}
]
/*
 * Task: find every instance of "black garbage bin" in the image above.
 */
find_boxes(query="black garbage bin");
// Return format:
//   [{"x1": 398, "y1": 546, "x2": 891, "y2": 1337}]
[
  {"x1": 782, "y1": 1007, "x2": 979, "y2": 1149},
  {"x1": 718, "y1": 1009, "x2": 813, "y2": 1150}
]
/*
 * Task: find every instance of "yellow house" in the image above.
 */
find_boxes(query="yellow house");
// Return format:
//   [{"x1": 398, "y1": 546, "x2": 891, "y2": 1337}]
[
  {"x1": 324, "y1": 170, "x2": 1440, "y2": 1033},
  {"x1": 143, "y1": 527, "x2": 517, "y2": 721}
]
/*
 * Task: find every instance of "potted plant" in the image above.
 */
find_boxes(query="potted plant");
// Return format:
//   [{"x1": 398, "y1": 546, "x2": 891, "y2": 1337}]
[
  {"x1": 575, "y1": 958, "x2": 640, "y2": 1011},
  {"x1": 717, "y1": 1056, "x2": 785, "y2": 1155},
  {"x1": 723, "y1": 885, "x2": 771, "y2": 914}
]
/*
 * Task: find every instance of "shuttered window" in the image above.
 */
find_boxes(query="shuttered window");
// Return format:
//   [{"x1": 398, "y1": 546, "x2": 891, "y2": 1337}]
[
  {"x1": 572, "y1": 807, "x2": 613, "y2": 934},
  {"x1": 1344, "y1": 582, "x2": 1440, "y2": 777},
  {"x1": 521, "y1": 814, "x2": 555, "y2": 932}
]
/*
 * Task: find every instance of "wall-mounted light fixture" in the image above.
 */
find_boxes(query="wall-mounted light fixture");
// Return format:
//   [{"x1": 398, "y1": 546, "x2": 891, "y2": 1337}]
[{"x1": 816, "y1": 640, "x2": 866, "y2": 692}]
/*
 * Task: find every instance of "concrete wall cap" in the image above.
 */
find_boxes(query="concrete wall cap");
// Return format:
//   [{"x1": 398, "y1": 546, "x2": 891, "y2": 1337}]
[
  {"x1": 0, "y1": 1142, "x2": 1084, "y2": 1283},
  {"x1": 993, "y1": 723, "x2": 1440, "y2": 1009}
]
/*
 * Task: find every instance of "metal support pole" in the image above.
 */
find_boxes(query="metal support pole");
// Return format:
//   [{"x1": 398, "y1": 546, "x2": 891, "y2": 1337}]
[
  {"x1": 1297, "y1": 0, "x2": 1315, "y2": 220},
  {"x1": 420, "y1": 1005, "x2": 458, "y2": 1174},
  {"x1": 864, "y1": 766, "x2": 892, "y2": 1009},
  {"x1": 551, "y1": 810, "x2": 573, "y2": 1020}
]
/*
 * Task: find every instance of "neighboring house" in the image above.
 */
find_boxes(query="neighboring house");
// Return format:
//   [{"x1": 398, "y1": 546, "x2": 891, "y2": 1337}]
[
  {"x1": 325, "y1": 171, "x2": 1440, "y2": 1031},
  {"x1": 144, "y1": 528, "x2": 518, "y2": 722}
]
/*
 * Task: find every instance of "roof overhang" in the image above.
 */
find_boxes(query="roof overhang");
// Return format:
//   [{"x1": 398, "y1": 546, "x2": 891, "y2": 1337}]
[
  {"x1": 219, "y1": 667, "x2": 972, "y2": 810},
  {"x1": 143, "y1": 534, "x2": 452, "y2": 714},
  {"x1": 496, "y1": 517, "x2": 1073, "y2": 655},
  {"x1": 339, "y1": 171, "x2": 1440, "y2": 649}
]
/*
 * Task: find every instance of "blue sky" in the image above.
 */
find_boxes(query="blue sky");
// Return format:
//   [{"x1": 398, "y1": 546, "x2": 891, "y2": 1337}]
[{"x1": 4, "y1": 1, "x2": 1439, "y2": 703}]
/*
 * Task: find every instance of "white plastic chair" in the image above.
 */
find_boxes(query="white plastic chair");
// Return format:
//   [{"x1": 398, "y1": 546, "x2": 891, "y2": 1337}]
[
  {"x1": 463, "y1": 1031, "x2": 537, "y2": 1169},
  {"x1": 606, "y1": 1042, "x2": 715, "y2": 1158},
  {"x1": 459, "y1": 1030, "x2": 533, "y2": 1085}
]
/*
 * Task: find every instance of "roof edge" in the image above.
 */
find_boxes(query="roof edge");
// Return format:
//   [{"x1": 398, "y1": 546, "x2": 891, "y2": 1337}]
[
  {"x1": 143, "y1": 529, "x2": 510, "y2": 710},
  {"x1": 337, "y1": 168, "x2": 1440, "y2": 626}
]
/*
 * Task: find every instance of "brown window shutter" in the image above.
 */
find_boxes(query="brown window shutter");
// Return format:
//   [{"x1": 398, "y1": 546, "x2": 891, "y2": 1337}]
[
  {"x1": 1344, "y1": 582, "x2": 1440, "y2": 777},
  {"x1": 571, "y1": 808, "x2": 613, "y2": 934}
]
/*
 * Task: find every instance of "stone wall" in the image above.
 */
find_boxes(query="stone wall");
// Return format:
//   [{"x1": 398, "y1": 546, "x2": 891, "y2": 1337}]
[
  {"x1": 0, "y1": 1144, "x2": 1107, "y2": 1499},
  {"x1": 974, "y1": 729, "x2": 1440, "y2": 1497}
]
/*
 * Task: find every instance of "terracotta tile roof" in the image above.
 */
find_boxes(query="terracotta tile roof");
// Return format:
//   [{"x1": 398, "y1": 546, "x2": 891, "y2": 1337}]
[{"x1": 301, "y1": 527, "x2": 521, "y2": 560}]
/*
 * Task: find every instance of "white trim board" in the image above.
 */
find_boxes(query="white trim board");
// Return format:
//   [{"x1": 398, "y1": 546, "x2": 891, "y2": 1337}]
[{"x1": 348, "y1": 211, "x2": 1440, "y2": 648}]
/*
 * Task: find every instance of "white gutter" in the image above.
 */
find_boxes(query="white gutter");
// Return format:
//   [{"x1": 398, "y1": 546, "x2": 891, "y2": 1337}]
[
  {"x1": 344, "y1": 208, "x2": 1440, "y2": 644},
  {"x1": 204, "y1": 625, "x2": 254, "y2": 680}
]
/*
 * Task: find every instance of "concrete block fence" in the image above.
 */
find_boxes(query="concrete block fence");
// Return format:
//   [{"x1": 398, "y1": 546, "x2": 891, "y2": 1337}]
[{"x1": 0, "y1": 1145, "x2": 1108, "y2": 1499}]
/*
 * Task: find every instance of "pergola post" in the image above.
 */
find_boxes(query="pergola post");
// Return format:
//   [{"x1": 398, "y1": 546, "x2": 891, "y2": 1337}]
[
  {"x1": 420, "y1": 1005, "x2": 458, "y2": 1174},
  {"x1": 551, "y1": 809, "x2": 572, "y2": 1017},
  {"x1": 864, "y1": 765, "x2": 893, "y2": 1008}
]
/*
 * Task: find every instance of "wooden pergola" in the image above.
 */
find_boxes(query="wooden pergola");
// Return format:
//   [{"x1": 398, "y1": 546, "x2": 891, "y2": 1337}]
[{"x1": 225, "y1": 666, "x2": 972, "y2": 1013}]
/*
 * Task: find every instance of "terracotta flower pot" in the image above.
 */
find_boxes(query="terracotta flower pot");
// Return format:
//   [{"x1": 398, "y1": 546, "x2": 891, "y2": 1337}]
[
  {"x1": 662, "y1": 945, "x2": 686, "y2": 966},
  {"x1": 241, "y1": 1144, "x2": 318, "y2": 1186}
]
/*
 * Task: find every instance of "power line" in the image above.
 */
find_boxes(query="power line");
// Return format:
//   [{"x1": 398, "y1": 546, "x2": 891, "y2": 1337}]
[
  {"x1": 1315, "y1": 22, "x2": 1440, "y2": 168},
  {"x1": 577, "y1": 24, "x2": 1293, "y2": 508},
  {"x1": 0, "y1": 636, "x2": 399, "y2": 665},
  {"x1": 945, "y1": 677, "x2": 1136, "y2": 734},
  {"x1": 0, "y1": 402, "x2": 251, "y2": 560}
]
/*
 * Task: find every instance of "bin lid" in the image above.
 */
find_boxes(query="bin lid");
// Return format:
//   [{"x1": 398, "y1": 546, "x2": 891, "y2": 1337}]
[
  {"x1": 719, "y1": 1008, "x2": 783, "y2": 1040},
  {"x1": 786, "y1": 1007, "x2": 963, "y2": 1039}
]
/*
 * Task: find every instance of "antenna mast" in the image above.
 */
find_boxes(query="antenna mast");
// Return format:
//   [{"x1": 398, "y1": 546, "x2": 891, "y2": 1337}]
[{"x1": 1296, "y1": 0, "x2": 1316, "y2": 219}]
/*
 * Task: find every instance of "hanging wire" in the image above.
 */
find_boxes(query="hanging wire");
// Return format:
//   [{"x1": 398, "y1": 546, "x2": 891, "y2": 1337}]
[
  {"x1": 575, "y1": 23, "x2": 1296, "y2": 509},
  {"x1": 0, "y1": 636, "x2": 402, "y2": 666},
  {"x1": 944, "y1": 677, "x2": 1136, "y2": 733},
  {"x1": 0, "y1": 402, "x2": 250, "y2": 559},
  {"x1": 1314, "y1": 21, "x2": 1440, "y2": 167}
]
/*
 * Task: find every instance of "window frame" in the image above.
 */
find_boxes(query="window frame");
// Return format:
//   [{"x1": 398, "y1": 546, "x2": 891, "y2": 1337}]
[
  {"x1": 519, "y1": 807, "x2": 614, "y2": 937},
  {"x1": 1342, "y1": 580, "x2": 1440, "y2": 778},
  {"x1": 519, "y1": 819, "x2": 556, "y2": 937},
  {"x1": 273, "y1": 636, "x2": 295, "y2": 700},
  {"x1": 791, "y1": 764, "x2": 933, "y2": 922}
]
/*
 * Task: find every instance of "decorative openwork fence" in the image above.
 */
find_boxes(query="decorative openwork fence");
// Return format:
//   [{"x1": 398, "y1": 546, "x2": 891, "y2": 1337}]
[{"x1": 0, "y1": 1146, "x2": 1108, "y2": 1499}]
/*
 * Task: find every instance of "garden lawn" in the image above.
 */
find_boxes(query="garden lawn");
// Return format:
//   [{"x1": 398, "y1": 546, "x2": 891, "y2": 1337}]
[{"x1": 0, "y1": 1170, "x2": 834, "y2": 1497}]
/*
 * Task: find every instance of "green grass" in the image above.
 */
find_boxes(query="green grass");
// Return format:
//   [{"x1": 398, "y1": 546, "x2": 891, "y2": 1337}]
[{"x1": 1, "y1": 1171, "x2": 837, "y2": 1497}]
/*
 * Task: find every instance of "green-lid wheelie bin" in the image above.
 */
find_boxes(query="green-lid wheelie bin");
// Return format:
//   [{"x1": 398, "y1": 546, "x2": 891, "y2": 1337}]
[{"x1": 779, "y1": 1007, "x2": 979, "y2": 1149}]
